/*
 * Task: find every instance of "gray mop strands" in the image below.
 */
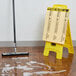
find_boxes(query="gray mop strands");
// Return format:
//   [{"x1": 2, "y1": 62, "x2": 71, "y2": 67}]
[{"x1": 2, "y1": 0, "x2": 29, "y2": 56}]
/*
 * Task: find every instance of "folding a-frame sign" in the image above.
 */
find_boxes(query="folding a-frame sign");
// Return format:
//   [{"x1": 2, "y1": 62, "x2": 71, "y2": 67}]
[{"x1": 43, "y1": 4, "x2": 74, "y2": 59}]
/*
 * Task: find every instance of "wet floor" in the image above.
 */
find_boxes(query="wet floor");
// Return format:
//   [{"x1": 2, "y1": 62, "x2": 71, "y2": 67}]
[{"x1": 0, "y1": 47, "x2": 76, "y2": 76}]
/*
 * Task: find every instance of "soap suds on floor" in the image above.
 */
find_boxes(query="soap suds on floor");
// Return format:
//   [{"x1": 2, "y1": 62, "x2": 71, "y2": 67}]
[
  {"x1": 2, "y1": 64, "x2": 13, "y2": 73},
  {"x1": 5, "y1": 64, "x2": 10, "y2": 67},
  {"x1": 29, "y1": 61, "x2": 37, "y2": 64},
  {"x1": 34, "y1": 70, "x2": 66, "y2": 74},
  {"x1": 26, "y1": 62, "x2": 31, "y2": 66},
  {"x1": 23, "y1": 72, "x2": 32, "y2": 76},
  {"x1": 2, "y1": 66, "x2": 14, "y2": 73},
  {"x1": 2, "y1": 65, "x2": 33, "y2": 73},
  {"x1": 12, "y1": 57, "x2": 28, "y2": 60},
  {"x1": 31, "y1": 66, "x2": 42, "y2": 68},
  {"x1": 26, "y1": 61, "x2": 51, "y2": 70},
  {"x1": 16, "y1": 65, "x2": 33, "y2": 70},
  {"x1": 1, "y1": 61, "x2": 66, "y2": 76},
  {"x1": 23, "y1": 70, "x2": 66, "y2": 76},
  {"x1": 36, "y1": 62, "x2": 51, "y2": 70}
]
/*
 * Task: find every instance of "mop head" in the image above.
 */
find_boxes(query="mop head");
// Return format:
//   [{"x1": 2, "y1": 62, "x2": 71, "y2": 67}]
[{"x1": 2, "y1": 52, "x2": 29, "y2": 56}]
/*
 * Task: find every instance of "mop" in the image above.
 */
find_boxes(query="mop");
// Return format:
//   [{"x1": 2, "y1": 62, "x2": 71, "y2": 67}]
[{"x1": 2, "y1": 0, "x2": 29, "y2": 56}]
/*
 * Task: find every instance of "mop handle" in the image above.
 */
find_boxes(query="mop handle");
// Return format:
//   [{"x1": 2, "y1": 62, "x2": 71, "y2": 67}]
[{"x1": 12, "y1": 0, "x2": 16, "y2": 44}]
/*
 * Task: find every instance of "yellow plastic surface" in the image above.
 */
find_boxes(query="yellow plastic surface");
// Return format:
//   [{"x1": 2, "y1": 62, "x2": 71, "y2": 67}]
[{"x1": 43, "y1": 4, "x2": 74, "y2": 59}]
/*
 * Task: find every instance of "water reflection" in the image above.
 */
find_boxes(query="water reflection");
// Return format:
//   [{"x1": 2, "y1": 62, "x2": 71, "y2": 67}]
[{"x1": 43, "y1": 54, "x2": 74, "y2": 76}]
